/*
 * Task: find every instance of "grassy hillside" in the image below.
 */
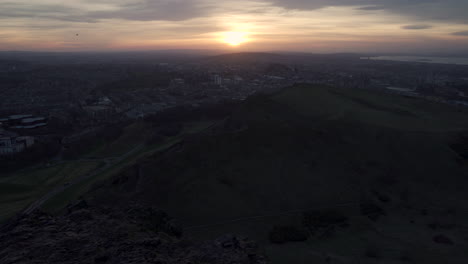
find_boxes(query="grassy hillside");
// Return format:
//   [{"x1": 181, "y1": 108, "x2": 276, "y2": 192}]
[
  {"x1": 0, "y1": 161, "x2": 100, "y2": 222},
  {"x1": 89, "y1": 84, "x2": 468, "y2": 263},
  {"x1": 41, "y1": 120, "x2": 216, "y2": 214},
  {"x1": 274, "y1": 84, "x2": 468, "y2": 131},
  {"x1": 0, "y1": 119, "x2": 216, "y2": 223}
]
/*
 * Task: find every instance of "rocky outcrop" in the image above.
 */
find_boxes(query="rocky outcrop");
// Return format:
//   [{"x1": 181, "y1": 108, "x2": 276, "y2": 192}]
[{"x1": 0, "y1": 204, "x2": 267, "y2": 264}]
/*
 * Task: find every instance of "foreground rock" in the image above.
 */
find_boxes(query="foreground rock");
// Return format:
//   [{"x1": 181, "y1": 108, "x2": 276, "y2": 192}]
[{"x1": 0, "y1": 204, "x2": 267, "y2": 264}]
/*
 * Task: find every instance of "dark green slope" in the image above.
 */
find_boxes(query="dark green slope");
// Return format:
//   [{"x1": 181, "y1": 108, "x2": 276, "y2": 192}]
[{"x1": 89, "y1": 85, "x2": 468, "y2": 263}]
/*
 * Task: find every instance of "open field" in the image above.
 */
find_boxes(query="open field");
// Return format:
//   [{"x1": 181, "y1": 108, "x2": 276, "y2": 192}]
[{"x1": 0, "y1": 161, "x2": 100, "y2": 223}]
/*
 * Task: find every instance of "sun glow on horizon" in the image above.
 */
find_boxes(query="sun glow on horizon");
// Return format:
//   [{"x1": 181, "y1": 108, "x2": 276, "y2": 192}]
[{"x1": 222, "y1": 31, "x2": 249, "y2": 46}]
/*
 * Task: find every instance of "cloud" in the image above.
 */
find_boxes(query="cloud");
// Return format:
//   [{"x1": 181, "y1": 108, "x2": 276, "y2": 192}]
[
  {"x1": 0, "y1": 0, "x2": 210, "y2": 23},
  {"x1": 452, "y1": 30, "x2": 468, "y2": 36},
  {"x1": 402, "y1": 24, "x2": 433, "y2": 30},
  {"x1": 357, "y1": 6, "x2": 385, "y2": 11},
  {"x1": 2, "y1": 0, "x2": 468, "y2": 25},
  {"x1": 265, "y1": 0, "x2": 468, "y2": 23},
  {"x1": 1, "y1": 0, "x2": 468, "y2": 53},
  {"x1": 0, "y1": 2, "x2": 98, "y2": 22},
  {"x1": 89, "y1": 0, "x2": 208, "y2": 21}
]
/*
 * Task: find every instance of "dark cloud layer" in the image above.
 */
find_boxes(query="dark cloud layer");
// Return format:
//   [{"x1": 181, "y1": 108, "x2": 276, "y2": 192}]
[
  {"x1": 0, "y1": 0, "x2": 206, "y2": 22},
  {"x1": 452, "y1": 31, "x2": 468, "y2": 36},
  {"x1": 0, "y1": 0, "x2": 467, "y2": 24},
  {"x1": 0, "y1": 3, "x2": 97, "y2": 22},
  {"x1": 357, "y1": 6, "x2": 385, "y2": 11},
  {"x1": 402, "y1": 24, "x2": 433, "y2": 30},
  {"x1": 266, "y1": 0, "x2": 468, "y2": 23},
  {"x1": 89, "y1": 0, "x2": 206, "y2": 21}
]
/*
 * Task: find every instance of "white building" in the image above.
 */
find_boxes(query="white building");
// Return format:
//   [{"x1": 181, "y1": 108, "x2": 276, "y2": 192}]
[
  {"x1": 0, "y1": 136, "x2": 35, "y2": 156},
  {"x1": 213, "y1": 75, "x2": 223, "y2": 86}
]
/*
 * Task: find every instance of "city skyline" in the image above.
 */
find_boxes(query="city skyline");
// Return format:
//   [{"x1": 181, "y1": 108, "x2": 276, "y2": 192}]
[{"x1": 1, "y1": 0, "x2": 468, "y2": 54}]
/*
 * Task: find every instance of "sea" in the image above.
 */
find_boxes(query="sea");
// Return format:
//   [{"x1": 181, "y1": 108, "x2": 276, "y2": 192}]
[{"x1": 362, "y1": 56, "x2": 468, "y2": 66}]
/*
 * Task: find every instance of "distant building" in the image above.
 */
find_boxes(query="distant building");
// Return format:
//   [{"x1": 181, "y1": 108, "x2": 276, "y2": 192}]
[
  {"x1": 0, "y1": 136, "x2": 35, "y2": 155},
  {"x1": 8, "y1": 114, "x2": 33, "y2": 121},
  {"x1": 233, "y1": 76, "x2": 244, "y2": 83},
  {"x1": 213, "y1": 75, "x2": 223, "y2": 86},
  {"x1": 172, "y1": 78, "x2": 185, "y2": 85},
  {"x1": 98, "y1": 96, "x2": 113, "y2": 106},
  {"x1": 83, "y1": 105, "x2": 115, "y2": 120},
  {"x1": 0, "y1": 114, "x2": 48, "y2": 130},
  {"x1": 11, "y1": 116, "x2": 48, "y2": 129},
  {"x1": 386, "y1": 86, "x2": 419, "y2": 97},
  {"x1": 453, "y1": 100, "x2": 468, "y2": 107}
]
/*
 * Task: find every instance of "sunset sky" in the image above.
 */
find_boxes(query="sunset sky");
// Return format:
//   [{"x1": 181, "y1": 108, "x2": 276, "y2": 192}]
[{"x1": 1, "y1": 0, "x2": 468, "y2": 53}]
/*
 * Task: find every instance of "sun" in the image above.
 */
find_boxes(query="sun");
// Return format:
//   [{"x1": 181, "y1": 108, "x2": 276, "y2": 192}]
[{"x1": 222, "y1": 32, "x2": 249, "y2": 46}]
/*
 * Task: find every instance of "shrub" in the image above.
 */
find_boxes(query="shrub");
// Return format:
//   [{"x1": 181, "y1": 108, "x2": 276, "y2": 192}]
[
  {"x1": 428, "y1": 222, "x2": 456, "y2": 230},
  {"x1": 302, "y1": 210, "x2": 348, "y2": 230},
  {"x1": 365, "y1": 245, "x2": 381, "y2": 259},
  {"x1": 268, "y1": 225, "x2": 309, "y2": 244},
  {"x1": 128, "y1": 207, "x2": 183, "y2": 238},
  {"x1": 159, "y1": 123, "x2": 183, "y2": 137},
  {"x1": 399, "y1": 251, "x2": 412, "y2": 262},
  {"x1": 433, "y1": 234, "x2": 454, "y2": 245},
  {"x1": 360, "y1": 202, "x2": 385, "y2": 221}
]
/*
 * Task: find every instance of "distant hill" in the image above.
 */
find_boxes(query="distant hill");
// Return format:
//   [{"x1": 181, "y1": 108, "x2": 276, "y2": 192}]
[
  {"x1": 0, "y1": 50, "x2": 222, "y2": 64},
  {"x1": 86, "y1": 84, "x2": 468, "y2": 263},
  {"x1": 203, "y1": 52, "x2": 362, "y2": 64},
  {"x1": 204, "y1": 52, "x2": 286, "y2": 64},
  {"x1": 0, "y1": 50, "x2": 362, "y2": 65}
]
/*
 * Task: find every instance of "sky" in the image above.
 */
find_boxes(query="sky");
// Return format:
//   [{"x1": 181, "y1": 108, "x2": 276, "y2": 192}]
[{"x1": 0, "y1": 0, "x2": 468, "y2": 54}]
